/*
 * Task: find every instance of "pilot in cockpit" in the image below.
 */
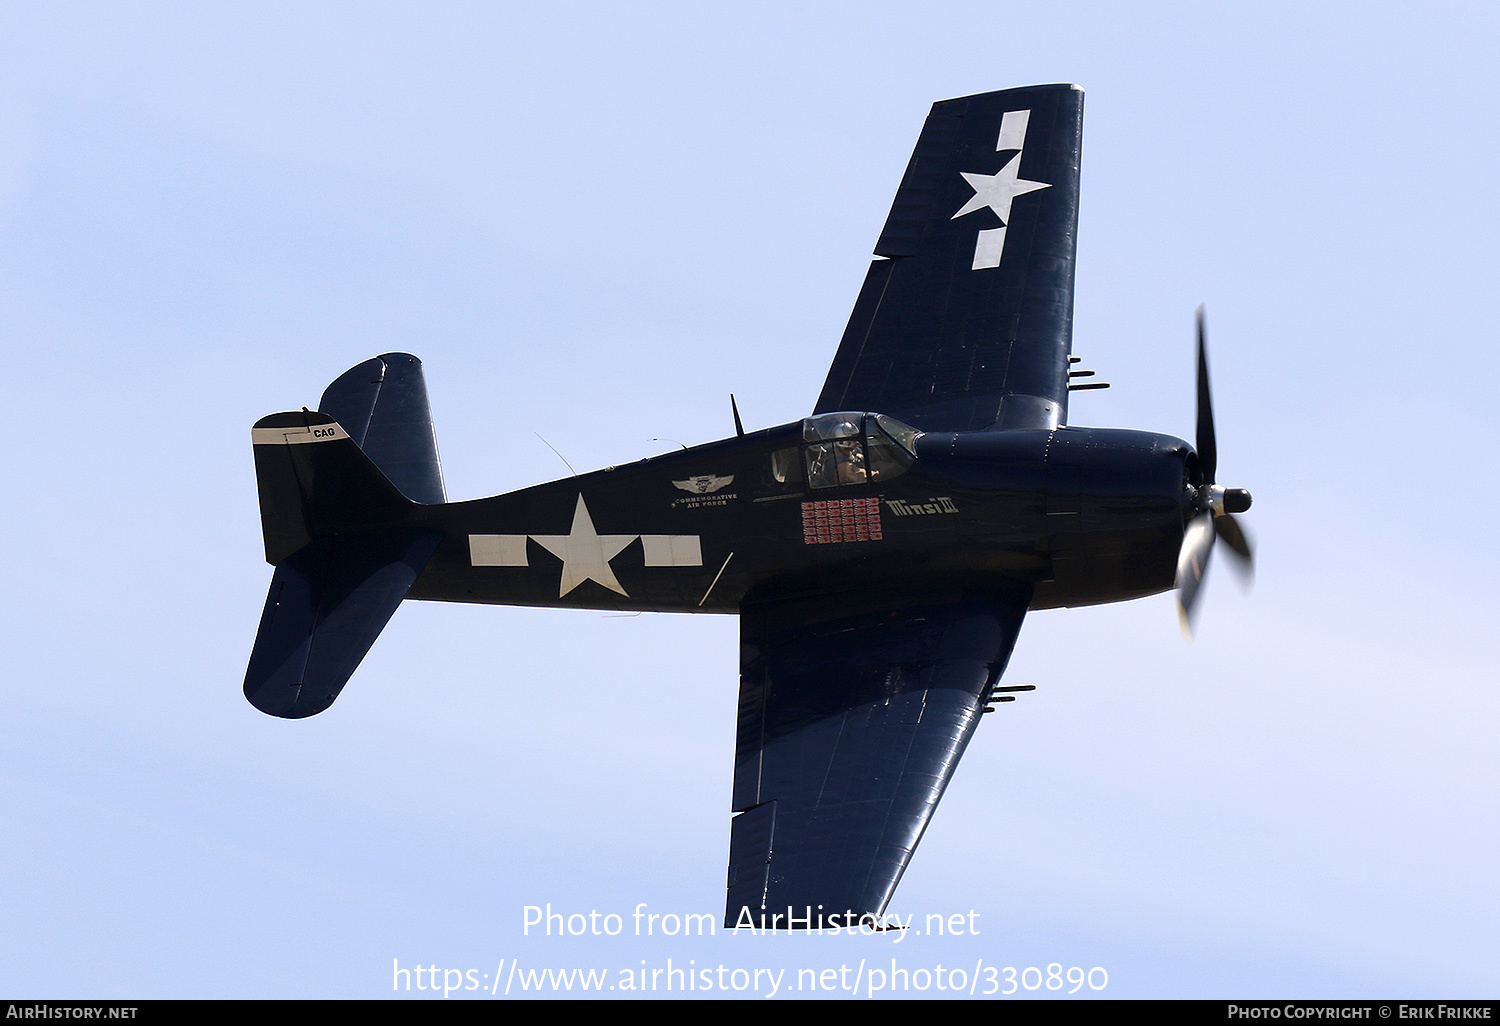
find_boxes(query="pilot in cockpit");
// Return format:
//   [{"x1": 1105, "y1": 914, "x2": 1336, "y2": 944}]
[{"x1": 835, "y1": 438, "x2": 867, "y2": 484}]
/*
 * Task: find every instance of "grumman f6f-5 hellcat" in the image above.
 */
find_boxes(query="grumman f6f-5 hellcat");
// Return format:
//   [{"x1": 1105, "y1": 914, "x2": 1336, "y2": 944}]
[{"x1": 244, "y1": 84, "x2": 1252, "y2": 929}]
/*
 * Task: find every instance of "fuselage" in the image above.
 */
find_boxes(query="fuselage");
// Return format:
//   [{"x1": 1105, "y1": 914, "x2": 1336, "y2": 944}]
[{"x1": 404, "y1": 414, "x2": 1199, "y2": 614}]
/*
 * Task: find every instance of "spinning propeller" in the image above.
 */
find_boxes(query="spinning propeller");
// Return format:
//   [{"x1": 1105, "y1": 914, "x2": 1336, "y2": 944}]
[{"x1": 1176, "y1": 307, "x2": 1254, "y2": 634}]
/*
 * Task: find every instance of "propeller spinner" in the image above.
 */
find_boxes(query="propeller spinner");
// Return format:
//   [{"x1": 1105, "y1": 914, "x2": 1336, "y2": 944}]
[{"x1": 1176, "y1": 307, "x2": 1254, "y2": 634}]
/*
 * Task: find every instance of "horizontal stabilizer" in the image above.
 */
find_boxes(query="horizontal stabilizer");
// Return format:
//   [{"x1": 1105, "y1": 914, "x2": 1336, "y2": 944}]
[
  {"x1": 318, "y1": 353, "x2": 446, "y2": 505},
  {"x1": 243, "y1": 529, "x2": 441, "y2": 718}
]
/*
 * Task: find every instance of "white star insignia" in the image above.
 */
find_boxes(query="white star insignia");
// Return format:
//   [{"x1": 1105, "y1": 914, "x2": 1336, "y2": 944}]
[
  {"x1": 951, "y1": 108, "x2": 1052, "y2": 270},
  {"x1": 531, "y1": 495, "x2": 636, "y2": 597},
  {"x1": 951, "y1": 153, "x2": 1051, "y2": 226}
]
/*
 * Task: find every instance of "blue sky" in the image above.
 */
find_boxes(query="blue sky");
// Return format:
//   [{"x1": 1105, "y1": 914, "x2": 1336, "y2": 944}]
[{"x1": 4, "y1": 1, "x2": 1498, "y2": 999}]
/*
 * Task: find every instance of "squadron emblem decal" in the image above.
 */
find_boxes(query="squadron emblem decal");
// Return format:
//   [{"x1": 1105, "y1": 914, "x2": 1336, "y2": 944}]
[
  {"x1": 951, "y1": 108, "x2": 1050, "y2": 270},
  {"x1": 672, "y1": 473, "x2": 737, "y2": 509},
  {"x1": 673, "y1": 474, "x2": 734, "y2": 494},
  {"x1": 468, "y1": 494, "x2": 702, "y2": 598}
]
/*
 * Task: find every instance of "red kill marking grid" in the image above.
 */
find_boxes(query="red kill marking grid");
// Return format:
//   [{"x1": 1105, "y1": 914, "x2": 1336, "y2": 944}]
[{"x1": 801, "y1": 497, "x2": 883, "y2": 544}]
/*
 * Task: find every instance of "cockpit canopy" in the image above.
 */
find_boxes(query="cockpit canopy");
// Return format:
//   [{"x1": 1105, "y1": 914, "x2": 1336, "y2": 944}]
[{"x1": 786, "y1": 412, "x2": 922, "y2": 490}]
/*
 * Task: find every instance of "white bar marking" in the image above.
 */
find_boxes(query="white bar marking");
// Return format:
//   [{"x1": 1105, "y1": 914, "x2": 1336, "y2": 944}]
[
  {"x1": 641, "y1": 534, "x2": 702, "y2": 567},
  {"x1": 972, "y1": 226, "x2": 1006, "y2": 269},
  {"x1": 996, "y1": 109, "x2": 1031, "y2": 151},
  {"x1": 469, "y1": 535, "x2": 529, "y2": 566}
]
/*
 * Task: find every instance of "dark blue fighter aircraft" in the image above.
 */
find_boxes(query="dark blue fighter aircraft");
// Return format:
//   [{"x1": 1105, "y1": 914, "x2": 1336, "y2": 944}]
[{"x1": 245, "y1": 84, "x2": 1252, "y2": 929}]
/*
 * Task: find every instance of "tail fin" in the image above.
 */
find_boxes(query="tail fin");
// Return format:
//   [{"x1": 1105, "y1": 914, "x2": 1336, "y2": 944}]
[
  {"x1": 250, "y1": 411, "x2": 415, "y2": 565},
  {"x1": 244, "y1": 354, "x2": 446, "y2": 719}
]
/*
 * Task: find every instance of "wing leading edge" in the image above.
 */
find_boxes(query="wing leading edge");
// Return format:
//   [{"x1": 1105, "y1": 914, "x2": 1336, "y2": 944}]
[
  {"x1": 816, "y1": 84, "x2": 1084, "y2": 433},
  {"x1": 727, "y1": 584, "x2": 1030, "y2": 928}
]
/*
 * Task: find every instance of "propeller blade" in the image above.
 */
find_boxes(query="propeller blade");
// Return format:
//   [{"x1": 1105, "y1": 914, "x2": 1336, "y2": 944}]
[
  {"x1": 1178, "y1": 307, "x2": 1252, "y2": 635},
  {"x1": 1195, "y1": 305, "x2": 1217, "y2": 486},
  {"x1": 1175, "y1": 511, "x2": 1216, "y2": 636},
  {"x1": 1214, "y1": 512, "x2": 1255, "y2": 586}
]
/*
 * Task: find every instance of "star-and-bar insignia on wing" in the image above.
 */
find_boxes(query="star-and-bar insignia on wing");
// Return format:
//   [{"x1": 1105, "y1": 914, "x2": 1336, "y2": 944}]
[{"x1": 951, "y1": 108, "x2": 1050, "y2": 270}]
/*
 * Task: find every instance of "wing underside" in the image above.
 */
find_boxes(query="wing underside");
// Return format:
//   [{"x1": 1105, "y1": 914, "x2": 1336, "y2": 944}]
[
  {"x1": 727, "y1": 584, "x2": 1030, "y2": 928},
  {"x1": 815, "y1": 84, "x2": 1084, "y2": 433}
]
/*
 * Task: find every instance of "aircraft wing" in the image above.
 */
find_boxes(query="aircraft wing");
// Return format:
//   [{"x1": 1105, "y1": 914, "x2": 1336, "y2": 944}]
[
  {"x1": 815, "y1": 84, "x2": 1084, "y2": 433},
  {"x1": 726, "y1": 584, "x2": 1030, "y2": 928}
]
